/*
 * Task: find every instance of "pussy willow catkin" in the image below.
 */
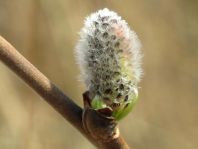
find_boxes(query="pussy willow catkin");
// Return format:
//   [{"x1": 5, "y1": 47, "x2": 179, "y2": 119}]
[{"x1": 75, "y1": 8, "x2": 142, "y2": 120}]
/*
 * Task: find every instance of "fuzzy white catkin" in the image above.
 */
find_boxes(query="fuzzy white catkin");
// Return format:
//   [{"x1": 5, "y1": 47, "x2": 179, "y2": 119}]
[{"x1": 75, "y1": 8, "x2": 142, "y2": 108}]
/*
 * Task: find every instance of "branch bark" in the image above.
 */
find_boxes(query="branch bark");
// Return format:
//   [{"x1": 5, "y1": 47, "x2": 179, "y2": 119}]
[{"x1": 0, "y1": 35, "x2": 130, "y2": 149}]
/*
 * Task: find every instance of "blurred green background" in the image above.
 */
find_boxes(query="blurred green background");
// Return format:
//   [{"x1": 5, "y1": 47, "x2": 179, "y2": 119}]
[{"x1": 0, "y1": 0, "x2": 197, "y2": 149}]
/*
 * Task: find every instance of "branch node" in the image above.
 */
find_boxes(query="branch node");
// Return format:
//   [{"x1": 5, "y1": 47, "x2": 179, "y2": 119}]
[{"x1": 82, "y1": 91, "x2": 120, "y2": 142}]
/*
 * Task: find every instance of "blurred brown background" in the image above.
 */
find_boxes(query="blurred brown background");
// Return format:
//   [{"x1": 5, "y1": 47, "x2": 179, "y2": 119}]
[{"x1": 0, "y1": 0, "x2": 197, "y2": 149}]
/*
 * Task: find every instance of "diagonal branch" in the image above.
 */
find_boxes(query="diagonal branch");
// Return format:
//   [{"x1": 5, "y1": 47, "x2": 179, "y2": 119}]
[
  {"x1": 0, "y1": 35, "x2": 83, "y2": 132},
  {"x1": 0, "y1": 35, "x2": 130, "y2": 149}
]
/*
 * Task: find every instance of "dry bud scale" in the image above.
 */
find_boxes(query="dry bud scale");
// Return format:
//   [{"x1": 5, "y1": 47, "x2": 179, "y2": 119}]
[{"x1": 75, "y1": 8, "x2": 142, "y2": 120}]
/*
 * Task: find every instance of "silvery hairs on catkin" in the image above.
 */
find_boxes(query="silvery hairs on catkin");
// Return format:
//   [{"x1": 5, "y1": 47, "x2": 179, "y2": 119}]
[{"x1": 75, "y1": 8, "x2": 142, "y2": 108}]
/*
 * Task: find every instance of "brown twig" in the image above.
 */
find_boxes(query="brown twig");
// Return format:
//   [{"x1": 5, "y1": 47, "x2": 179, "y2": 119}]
[{"x1": 0, "y1": 35, "x2": 130, "y2": 149}]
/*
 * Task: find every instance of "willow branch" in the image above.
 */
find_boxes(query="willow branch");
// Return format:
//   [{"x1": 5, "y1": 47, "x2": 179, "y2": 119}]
[
  {"x1": 0, "y1": 35, "x2": 130, "y2": 149},
  {"x1": 0, "y1": 35, "x2": 83, "y2": 131}
]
